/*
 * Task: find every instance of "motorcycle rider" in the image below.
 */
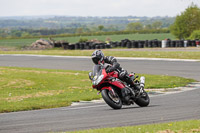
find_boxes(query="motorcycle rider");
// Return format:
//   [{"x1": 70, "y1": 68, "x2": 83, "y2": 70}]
[{"x1": 91, "y1": 50, "x2": 137, "y2": 103}]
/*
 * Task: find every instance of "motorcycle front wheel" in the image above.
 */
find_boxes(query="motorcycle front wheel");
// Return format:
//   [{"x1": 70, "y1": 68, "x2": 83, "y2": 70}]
[{"x1": 101, "y1": 88, "x2": 122, "y2": 109}]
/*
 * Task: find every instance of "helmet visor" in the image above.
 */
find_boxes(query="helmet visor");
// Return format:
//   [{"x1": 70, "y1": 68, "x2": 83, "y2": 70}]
[{"x1": 92, "y1": 57, "x2": 100, "y2": 64}]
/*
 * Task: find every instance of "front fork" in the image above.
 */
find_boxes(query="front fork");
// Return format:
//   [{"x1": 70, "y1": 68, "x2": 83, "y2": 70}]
[{"x1": 99, "y1": 86, "x2": 117, "y2": 98}]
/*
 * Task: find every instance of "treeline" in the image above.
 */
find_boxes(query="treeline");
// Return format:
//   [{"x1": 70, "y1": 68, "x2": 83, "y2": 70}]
[
  {"x1": 0, "y1": 21, "x2": 170, "y2": 39},
  {"x1": 170, "y1": 4, "x2": 200, "y2": 39}
]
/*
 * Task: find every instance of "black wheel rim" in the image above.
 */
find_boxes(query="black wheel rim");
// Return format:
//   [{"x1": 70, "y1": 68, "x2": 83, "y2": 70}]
[
  {"x1": 108, "y1": 90, "x2": 120, "y2": 104},
  {"x1": 141, "y1": 92, "x2": 149, "y2": 101}
]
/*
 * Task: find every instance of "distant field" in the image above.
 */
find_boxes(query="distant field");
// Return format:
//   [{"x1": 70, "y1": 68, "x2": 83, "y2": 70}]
[{"x1": 0, "y1": 33, "x2": 175, "y2": 48}]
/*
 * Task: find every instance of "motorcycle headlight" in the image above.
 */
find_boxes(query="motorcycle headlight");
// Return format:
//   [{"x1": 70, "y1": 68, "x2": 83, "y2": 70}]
[{"x1": 93, "y1": 75, "x2": 104, "y2": 85}]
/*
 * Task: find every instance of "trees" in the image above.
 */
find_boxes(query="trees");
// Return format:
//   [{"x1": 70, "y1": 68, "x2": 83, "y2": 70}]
[
  {"x1": 126, "y1": 22, "x2": 143, "y2": 31},
  {"x1": 145, "y1": 24, "x2": 152, "y2": 30},
  {"x1": 189, "y1": 30, "x2": 200, "y2": 39},
  {"x1": 170, "y1": 4, "x2": 200, "y2": 39},
  {"x1": 98, "y1": 25, "x2": 104, "y2": 31},
  {"x1": 152, "y1": 21, "x2": 162, "y2": 29}
]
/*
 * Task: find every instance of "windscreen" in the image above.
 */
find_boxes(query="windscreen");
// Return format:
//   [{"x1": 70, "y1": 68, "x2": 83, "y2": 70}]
[{"x1": 92, "y1": 64, "x2": 102, "y2": 77}]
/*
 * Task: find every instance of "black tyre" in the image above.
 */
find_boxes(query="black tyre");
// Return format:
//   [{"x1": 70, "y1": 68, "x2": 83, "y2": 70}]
[
  {"x1": 135, "y1": 91, "x2": 150, "y2": 107},
  {"x1": 101, "y1": 89, "x2": 122, "y2": 109}
]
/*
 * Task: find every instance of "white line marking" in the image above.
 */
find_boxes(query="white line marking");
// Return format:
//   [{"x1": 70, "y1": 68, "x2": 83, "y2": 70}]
[
  {"x1": 0, "y1": 54, "x2": 199, "y2": 62},
  {"x1": 62, "y1": 104, "x2": 106, "y2": 110}
]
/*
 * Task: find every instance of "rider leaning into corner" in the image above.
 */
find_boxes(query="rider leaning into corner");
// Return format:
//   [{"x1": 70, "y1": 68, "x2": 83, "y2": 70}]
[{"x1": 91, "y1": 50, "x2": 141, "y2": 102}]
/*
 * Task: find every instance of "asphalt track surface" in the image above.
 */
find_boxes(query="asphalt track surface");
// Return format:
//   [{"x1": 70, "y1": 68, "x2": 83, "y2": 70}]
[{"x1": 0, "y1": 55, "x2": 200, "y2": 133}]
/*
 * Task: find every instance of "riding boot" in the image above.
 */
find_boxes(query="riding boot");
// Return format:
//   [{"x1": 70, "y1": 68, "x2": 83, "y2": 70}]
[{"x1": 125, "y1": 76, "x2": 135, "y2": 88}]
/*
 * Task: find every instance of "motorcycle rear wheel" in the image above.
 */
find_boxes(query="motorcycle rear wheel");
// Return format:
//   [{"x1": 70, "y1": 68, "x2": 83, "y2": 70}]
[
  {"x1": 101, "y1": 88, "x2": 122, "y2": 109},
  {"x1": 135, "y1": 91, "x2": 150, "y2": 107}
]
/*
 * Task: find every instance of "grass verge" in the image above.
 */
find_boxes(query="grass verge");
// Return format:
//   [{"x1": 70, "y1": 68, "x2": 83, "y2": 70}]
[
  {"x1": 0, "y1": 49, "x2": 200, "y2": 60},
  {"x1": 65, "y1": 120, "x2": 200, "y2": 133},
  {"x1": 0, "y1": 67, "x2": 195, "y2": 113}
]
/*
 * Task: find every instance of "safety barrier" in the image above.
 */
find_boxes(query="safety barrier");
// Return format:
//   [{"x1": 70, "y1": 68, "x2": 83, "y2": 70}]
[{"x1": 63, "y1": 39, "x2": 200, "y2": 50}]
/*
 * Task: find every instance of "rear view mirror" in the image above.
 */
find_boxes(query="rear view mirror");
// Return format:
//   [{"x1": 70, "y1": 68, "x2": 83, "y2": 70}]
[{"x1": 88, "y1": 72, "x2": 93, "y2": 80}]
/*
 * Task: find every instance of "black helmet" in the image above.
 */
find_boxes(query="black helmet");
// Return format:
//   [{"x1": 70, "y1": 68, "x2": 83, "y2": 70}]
[{"x1": 91, "y1": 50, "x2": 104, "y2": 64}]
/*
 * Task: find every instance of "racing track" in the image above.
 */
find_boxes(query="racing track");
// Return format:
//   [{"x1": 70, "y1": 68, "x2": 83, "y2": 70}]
[{"x1": 0, "y1": 55, "x2": 200, "y2": 133}]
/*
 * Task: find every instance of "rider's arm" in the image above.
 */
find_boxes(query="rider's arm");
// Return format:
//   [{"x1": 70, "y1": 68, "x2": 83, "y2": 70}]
[{"x1": 105, "y1": 56, "x2": 121, "y2": 72}]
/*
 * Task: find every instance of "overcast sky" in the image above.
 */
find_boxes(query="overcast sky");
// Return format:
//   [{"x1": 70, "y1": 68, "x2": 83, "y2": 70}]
[{"x1": 0, "y1": 0, "x2": 200, "y2": 17}]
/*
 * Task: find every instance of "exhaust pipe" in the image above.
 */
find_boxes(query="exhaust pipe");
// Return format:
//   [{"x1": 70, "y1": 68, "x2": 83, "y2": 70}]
[{"x1": 140, "y1": 76, "x2": 145, "y2": 88}]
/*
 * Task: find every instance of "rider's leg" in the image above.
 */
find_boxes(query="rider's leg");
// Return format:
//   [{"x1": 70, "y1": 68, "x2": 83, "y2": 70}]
[{"x1": 119, "y1": 69, "x2": 135, "y2": 87}]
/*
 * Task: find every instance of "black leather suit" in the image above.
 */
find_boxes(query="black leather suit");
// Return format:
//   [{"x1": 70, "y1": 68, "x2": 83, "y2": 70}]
[{"x1": 104, "y1": 56, "x2": 134, "y2": 87}]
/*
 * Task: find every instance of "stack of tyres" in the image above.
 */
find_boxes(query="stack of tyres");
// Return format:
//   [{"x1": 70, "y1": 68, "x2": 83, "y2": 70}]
[
  {"x1": 166, "y1": 39, "x2": 171, "y2": 47},
  {"x1": 85, "y1": 42, "x2": 91, "y2": 49},
  {"x1": 171, "y1": 41, "x2": 176, "y2": 47},
  {"x1": 133, "y1": 40, "x2": 138, "y2": 48},
  {"x1": 152, "y1": 40, "x2": 158, "y2": 47},
  {"x1": 79, "y1": 43, "x2": 84, "y2": 50},
  {"x1": 148, "y1": 40, "x2": 152, "y2": 48},
  {"x1": 116, "y1": 42, "x2": 121, "y2": 48},
  {"x1": 121, "y1": 39, "x2": 131, "y2": 48},
  {"x1": 110, "y1": 42, "x2": 115, "y2": 48},
  {"x1": 62, "y1": 42, "x2": 69, "y2": 50},
  {"x1": 105, "y1": 43, "x2": 111, "y2": 49},
  {"x1": 90, "y1": 43, "x2": 95, "y2": 49},
  {"x1": 122, "y1": 40, "x2": 127, "y2": 47},
  {"x1": 180, "y1": 40, "x2": 184, "y2": 47},
  {"x1": 100, "y1": 43, "x2": 106, "y2": 49},
  {"x1": 158, "y1": 40, "x2": 162, "y2": 47},
  {"x1": 68, "y1": 44, "x2": 75, "y2": 50},
  {"x1": 132, "y1": 40, "x2": 135, "y2": 48},
  {"x1": 168, "y1": 40, "x2": 173, "y2": 47},
  {"x1": 175, "y1": 40, "x2": 179, "y2": 47},
  {"x1": 144, "y1": 40, "x2": 148, "y2": 48},
  {"x1": 95, "y1": 43, "x2": 99, "y2": 49},
  {"x1": 187, "y1": 40, "x2": 192, "y2": 47},
  {"x1": 191, "y1": 40, "x2": 196, "y2": 47},
  {"x1": 118, "y1": 42, "x2": 122, "y2": 47},
  {"x1": 75, "y1": 43, "x2": 80, "y2": 49},
  {"x1": 138, "y1": 40, "x2": 144, "y2": 48},
  {"x1": 112, "y1": 41, "x2": 118, "y2": 48},
  {"x1": 121, "y1": 40, "x2": 125, "y2": 47},
  {"x1": 191, "y1": 40, "x2": 195, "y2": 47},
  {"x1": 126, "y1": 42, "x2": 132, "y2": 48},
  {"x1": 62, "y1": 39, "x2": 200, "y2": 50}
]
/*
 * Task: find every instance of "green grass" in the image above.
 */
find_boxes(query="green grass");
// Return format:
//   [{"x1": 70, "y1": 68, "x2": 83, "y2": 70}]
[
  {"x1": 0, "y1": 67, "x2": 195, "y2": 113},
  {"x1": 1, "y1": 49, "x2": 200, "y2": 60},
  {"x1": 0, "y1": 33, "x2": 175, "y2": 47},
  {"x1": 66, "y1": 120, "x2": 200, "y2": 133},
  {"x1": 0, "y1": 38, "x2": 38, "y2": 47},
  {"x1": 55, "y1": 33, "x2": 175, "y2": 43}
]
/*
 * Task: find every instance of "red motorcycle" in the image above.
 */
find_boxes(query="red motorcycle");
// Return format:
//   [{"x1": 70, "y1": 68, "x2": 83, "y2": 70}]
[{"x1": 89, "y1": 63, "x2": 150, "y2": 109}]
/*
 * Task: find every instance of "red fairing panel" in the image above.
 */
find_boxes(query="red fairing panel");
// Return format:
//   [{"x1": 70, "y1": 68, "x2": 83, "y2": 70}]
[
  {"x1": 110, "y1": 81, "x2": 125, "y2": 89},
  {"x1": 101, "y1": 86, "x2": 112, "y2": 90},
  {"x1": 109, "y1": 71, "x2": 119, "y2": 78},
  {"x1": 102, "y1": 69, "x2": 107, "y2": 76}
]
